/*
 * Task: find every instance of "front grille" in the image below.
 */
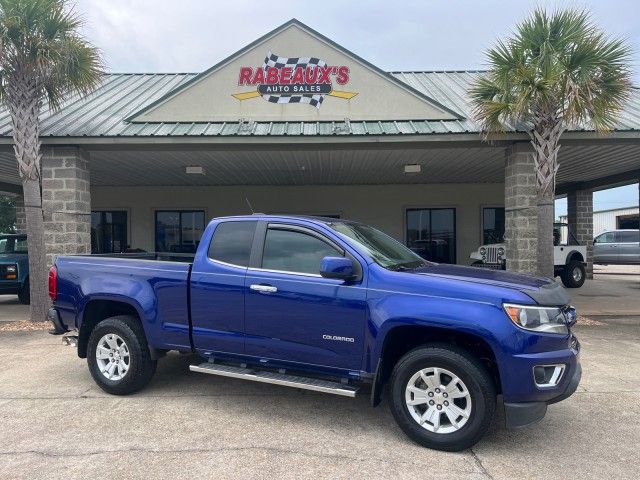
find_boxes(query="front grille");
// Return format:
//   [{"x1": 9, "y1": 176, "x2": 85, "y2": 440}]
[{"x1": 486, "y1": 246, "x2": 500, "y2": 264}]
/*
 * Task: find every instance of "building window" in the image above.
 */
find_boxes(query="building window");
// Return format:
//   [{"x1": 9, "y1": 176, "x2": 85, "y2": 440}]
[
  {"x1": 406, "y1": 208, "x2": 456, "y2": 264},
  {"x1": 616, "y1": 214, "x2": 639, "y2": 230},
  {"x1": 155, "y1": 210, "x2": 205, "y2": 253},
  {"x1": 91, "y1": 211, "x2": 127, "y2": 254},
  {"x1": 482, "y1": 207, "x2": 505, "y2": 244}
]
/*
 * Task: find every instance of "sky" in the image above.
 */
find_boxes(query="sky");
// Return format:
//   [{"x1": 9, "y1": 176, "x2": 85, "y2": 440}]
[
  {"x1": 74, "y1": 0, "x2": 640, "y2": 211},
  {"x1": 555, "y1": 183, "x2": 639, "y2": 218}
]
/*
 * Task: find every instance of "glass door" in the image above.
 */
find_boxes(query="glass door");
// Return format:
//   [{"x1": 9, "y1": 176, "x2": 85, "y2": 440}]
[
  {"x1": 91, "y1": 211, "x2": 128, "y2": 253},
  {"x1": 406, "y1": 208, "x2": 456, "y2": 263},
  {"x1": 155, "y1": 210, "x2": 205, "y2": 253}
]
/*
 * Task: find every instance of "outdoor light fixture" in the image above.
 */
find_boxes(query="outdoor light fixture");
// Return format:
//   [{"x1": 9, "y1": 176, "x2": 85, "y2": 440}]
[
  {"x1": 185, "y1": 166, "x2": 204, "y2": 175},
  {"x1": 404, "y1": 164, "x2": 421, "y2": 174}
]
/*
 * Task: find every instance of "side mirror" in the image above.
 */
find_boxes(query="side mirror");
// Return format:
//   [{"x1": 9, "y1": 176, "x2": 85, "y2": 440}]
[{"x1": 320, "y1": 256, "x2": 354, "y2": 280}]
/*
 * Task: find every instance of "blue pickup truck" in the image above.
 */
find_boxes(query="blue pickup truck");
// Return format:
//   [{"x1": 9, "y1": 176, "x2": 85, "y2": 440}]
[{"x1": 48, "y1": 215, "x2": 581, "y2": 451}]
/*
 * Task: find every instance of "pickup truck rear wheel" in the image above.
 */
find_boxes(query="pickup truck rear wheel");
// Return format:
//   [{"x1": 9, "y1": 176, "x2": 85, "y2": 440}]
[
  {"x1": 561, "y1": 261, "x2": 586, "y2": 288},
  {"x1": 389, "y1": 345, "x2": 496, "y2": 451},
  {"x1": 87, "y1": 315, "x2": 157, "y2": 395}
]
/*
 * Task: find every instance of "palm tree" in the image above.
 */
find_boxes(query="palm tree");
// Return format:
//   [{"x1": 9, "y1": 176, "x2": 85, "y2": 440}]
[
  {"x1": 470, "y1": 8, "x2": 631, "y2": 277},
  {"x1": 0, "y1": 0, "x2": 101, "y2": 321}
]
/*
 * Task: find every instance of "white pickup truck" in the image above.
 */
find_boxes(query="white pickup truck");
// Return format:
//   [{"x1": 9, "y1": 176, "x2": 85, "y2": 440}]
[{"x1": 470, "y1": 223, "x2": 587, "y2": 288}]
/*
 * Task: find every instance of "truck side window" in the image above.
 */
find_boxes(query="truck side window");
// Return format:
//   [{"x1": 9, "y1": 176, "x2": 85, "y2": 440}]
[
  {"x1": 208, "y1": 221, "x2": 257, "y2": 267},
  {"x1": 595, "y1": 232, "x2": 615, "y2": 244},
  {"x1": 262, "y1": 228, "x2": 339, "y2": 275},
  {"x1": 617, "y1": 231, "x2": 640, "y2": 243}
]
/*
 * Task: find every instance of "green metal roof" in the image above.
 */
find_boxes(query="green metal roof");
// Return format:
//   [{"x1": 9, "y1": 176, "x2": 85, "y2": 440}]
[{"x1": 1, "y1": 70, "x2": 639, "y2": 138}]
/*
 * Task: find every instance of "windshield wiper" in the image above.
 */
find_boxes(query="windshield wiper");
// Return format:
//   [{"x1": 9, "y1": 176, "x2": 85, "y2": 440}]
[{"x1": 388, "y1": 261, "x2": 427, "y2": 272}]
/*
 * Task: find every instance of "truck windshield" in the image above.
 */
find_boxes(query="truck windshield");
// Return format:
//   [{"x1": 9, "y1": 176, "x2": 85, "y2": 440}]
[
  {"x1": 328, "y1": 222, "x2": 430, "y2": 270},
  {"x1": 0, "y1": 236, "x2": 28, "y2": 254}
]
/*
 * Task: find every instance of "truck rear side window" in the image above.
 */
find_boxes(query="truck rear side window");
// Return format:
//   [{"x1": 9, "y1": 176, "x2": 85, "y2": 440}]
[{"x1": 208, "y1": 221, "x2": 257, "y2": 267}]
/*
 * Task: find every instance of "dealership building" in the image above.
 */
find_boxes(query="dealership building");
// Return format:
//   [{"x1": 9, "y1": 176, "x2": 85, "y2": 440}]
[{"x1": 1, "y1": 19, "x2": 639, "y2": 276}]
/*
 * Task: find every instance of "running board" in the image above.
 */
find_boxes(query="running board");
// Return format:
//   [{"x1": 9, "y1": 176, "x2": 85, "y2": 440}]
[{"x1": 190, "y1": 362, "x2": 358, "y2": 397}]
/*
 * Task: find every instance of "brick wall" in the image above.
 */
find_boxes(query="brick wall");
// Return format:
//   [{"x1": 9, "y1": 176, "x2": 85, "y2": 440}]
[
  {"x1": 567, "y1": 189, "x2": 593, "y2": 279},
  {"x1": 504, "y1": 144, "x2": 538, "y2": 274},
  {"x1": 41, "y1": 148, "x2": 91, "y2": 267}
]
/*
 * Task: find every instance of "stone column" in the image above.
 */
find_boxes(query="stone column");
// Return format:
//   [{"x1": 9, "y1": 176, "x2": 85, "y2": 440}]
[
  {"x1": 14, "y1": 196, "x2": 26, "y2": 234},
  {"x1": 41, "y1": 147, "x2": 91, "y2": 267},
  {"x1": 504, "y1": 143, "x2": 538, "y2": 274},
  {"x1": 567, "y1": 189, "x2": 593, "y2": 279}
]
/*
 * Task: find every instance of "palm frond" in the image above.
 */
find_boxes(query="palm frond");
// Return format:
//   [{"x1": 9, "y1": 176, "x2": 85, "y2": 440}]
[
  {"x1": 469, "y1": 7, "x2": 632, "y2": 135},
  {"x1": 0, "y1": 0, "x2": 103, "y2": 110}
]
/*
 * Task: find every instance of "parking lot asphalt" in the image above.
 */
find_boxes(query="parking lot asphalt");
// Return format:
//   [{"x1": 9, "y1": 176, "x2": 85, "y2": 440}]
[
  {"x1": 0, "y1": 321, "x2": 638, "y2": 480},
  {"x1": 0, "y1": 296, "x2": 28, "y2": 322}
]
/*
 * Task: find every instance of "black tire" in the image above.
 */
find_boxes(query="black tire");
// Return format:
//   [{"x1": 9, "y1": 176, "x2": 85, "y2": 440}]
[
  {"x1": 471, "y1": 261, "x2": 483, "y2": 267},
  {"x1": 561, "y1": 261, "x2": 586, "y2": 288},
  {"x1": 17, "y1": 281, "x2": 30, "y2": 305},
  {"x1": 87, "y1": 315, "x2": 157, "y2": 395},
  {"x1": 388, "y1": 345, "x2": 496, "y2": 452}
]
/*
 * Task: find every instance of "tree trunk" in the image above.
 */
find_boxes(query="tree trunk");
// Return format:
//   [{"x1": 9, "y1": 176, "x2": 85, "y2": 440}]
[
  {"x1": 530, "y1": 110, "x2": 564, "y2": 279},
  {"x1": 7, "y1": 70, "x2": 49, "y2": 321},
  {"x1": 22, "y1": 179, "x2": 49, "y2": 321}
]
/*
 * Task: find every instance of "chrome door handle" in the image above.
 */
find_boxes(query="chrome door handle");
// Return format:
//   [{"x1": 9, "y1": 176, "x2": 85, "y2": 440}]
[{"x1": 250, "y1": 284, "x2": 278, "y2": 293}]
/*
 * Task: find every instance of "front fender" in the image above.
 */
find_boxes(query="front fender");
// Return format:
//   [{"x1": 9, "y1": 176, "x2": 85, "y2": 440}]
[{"x1": 367, "y1": 294, "x2": 507, "y2": 372}]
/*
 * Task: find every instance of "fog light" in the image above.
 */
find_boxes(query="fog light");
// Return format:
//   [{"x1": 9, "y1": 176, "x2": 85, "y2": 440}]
[{"x1": 533, "y1": 364, "x2": 565, "y2": 388}]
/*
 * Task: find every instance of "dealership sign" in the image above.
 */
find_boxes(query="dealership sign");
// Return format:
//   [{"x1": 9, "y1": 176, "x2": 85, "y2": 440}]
[{"x1": 232, "y1": 52, "x2": 357, "y2": 108}]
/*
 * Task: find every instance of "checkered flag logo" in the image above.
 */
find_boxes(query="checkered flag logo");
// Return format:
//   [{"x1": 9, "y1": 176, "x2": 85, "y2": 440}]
[{"x1": 262, "y1": 51, "x2": 326, "y2": 108}]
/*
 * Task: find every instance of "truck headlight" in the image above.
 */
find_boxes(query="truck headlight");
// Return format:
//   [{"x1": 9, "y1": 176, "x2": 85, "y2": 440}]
[
  {"x1": 5, "y1": 264, "x2": 17, "y2": 279},
  {"x1": 503, "y1": 303, "x2": 569, "y2": 334},
  {"x1": 497, "y1": 247, "x2": 505, "y2": 256},
  {"x1": 479, "y1": 247, "x2": 486, "y2": 255}
]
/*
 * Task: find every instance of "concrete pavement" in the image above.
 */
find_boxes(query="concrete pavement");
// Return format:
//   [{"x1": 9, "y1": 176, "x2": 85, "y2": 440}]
[
  {"x1": 569, "y1": 265, "x2": 639, "y2": 317},
  {"x1": 0, "y1": 295, "x2": 28, "y2": 322},
  {"x1": 0, "y1": 322, "x2": 638, "y2": 480}
]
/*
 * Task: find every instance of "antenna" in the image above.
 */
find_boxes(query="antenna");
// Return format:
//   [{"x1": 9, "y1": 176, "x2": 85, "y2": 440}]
[{"x1": 245, "y1": 197, "x2": 255, "y2": 214}]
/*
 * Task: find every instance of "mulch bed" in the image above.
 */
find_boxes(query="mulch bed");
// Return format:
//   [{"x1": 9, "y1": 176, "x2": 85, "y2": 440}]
[
  {"x1": 576, "y1": 315, "x2": 605, "y2": 326},
  {"x1": 0, "y1": 320, "x2": 51, "y2": 332}
]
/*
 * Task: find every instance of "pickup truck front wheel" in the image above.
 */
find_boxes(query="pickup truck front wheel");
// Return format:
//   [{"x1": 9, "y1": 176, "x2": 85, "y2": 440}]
[
  {"x1": 389, "y1": 345, "x2": 496, "y2": 451},
  {"x1": 87, "y1": 315, "x2": 157, "y2": 395}
]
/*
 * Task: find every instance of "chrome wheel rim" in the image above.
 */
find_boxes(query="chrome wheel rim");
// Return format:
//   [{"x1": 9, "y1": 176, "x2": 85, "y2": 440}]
[
  {"x1": 96, "y1": 333, "x2": 130, "y2": 381},
  {"x1": 572, "y1": 267, "x2": 582, "y2": 282},
  {"x1": 405, "y1": 367, "x2": 472, "y2": 434}
]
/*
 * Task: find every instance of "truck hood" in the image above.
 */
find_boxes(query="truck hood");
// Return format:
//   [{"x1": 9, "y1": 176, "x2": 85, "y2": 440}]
[
  {"x1": 410, "y1": 263, "x2": 569, "y2": 305},
  {"x1": 0, "y1": 254, "x2": 27, "y2": 265}
]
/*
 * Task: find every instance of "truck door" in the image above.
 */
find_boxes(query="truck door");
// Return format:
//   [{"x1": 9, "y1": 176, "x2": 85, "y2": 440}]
[
  {"x1": 190, "y1": 220, "x2": 257, "y2": 354},
  {"x1": 617, "y1": 230, "x2": 640, "y2": 264},
  {"x1": 593, "y1": 232, "x2": 618, "y2": 263},
  {"x1": 244, "y1": 223, "x2": 367, "y2": 371}
]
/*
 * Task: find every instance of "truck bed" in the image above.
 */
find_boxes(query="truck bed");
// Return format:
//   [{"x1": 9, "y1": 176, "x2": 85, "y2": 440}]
[{"x1": 55, "y1": 255, "x2": 193, "y2": 351}]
